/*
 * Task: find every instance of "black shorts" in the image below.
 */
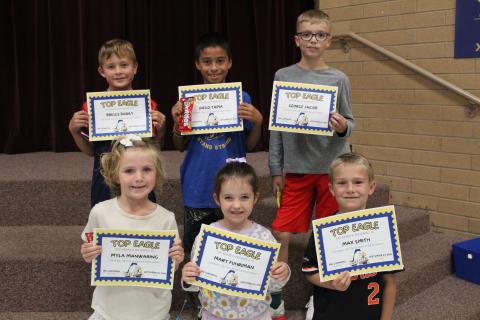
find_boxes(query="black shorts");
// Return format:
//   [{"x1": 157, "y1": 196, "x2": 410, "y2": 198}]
[{"x1": 183, "y1": 206, "x2": 223, "y2": 253}]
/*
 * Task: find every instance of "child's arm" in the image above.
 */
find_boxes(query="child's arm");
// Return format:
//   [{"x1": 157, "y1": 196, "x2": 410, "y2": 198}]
[
  {"x1": 151, "y1": 110, "x2": 166, "y2": 147},
  {"x1": 68, "y1": 110, "x2": 94, "y2": 156},
  {"x1": 171, "y1": 101, "x2": 188, "y2": 151},
  {"x1": 269, "y1": 261, "x2": 291, "y2": 292},
  {"x1": 182, "y1": 261, "x2": 201, "y2": 285},
  {"x1": 238, "y1": 103, "x2": 263, "y2": 151},
  {"x1": 269, "y1": 130, "x2": 284, "y2": 196},
  {"x1": 306, "y1": 271, "x2": 351, "y2": 292},
  {"x1": 80, "y1": 242, "x2": 102, "y2": 263},
  {"x1": 331, "y1": 75, "x2": 355, "y2": 137},
  {"x1": 380, "y1": 273, "x2": 397, "y2": 320},
  {"x1": 169, "y1": 238, "x2": 185, "y2": 270}
]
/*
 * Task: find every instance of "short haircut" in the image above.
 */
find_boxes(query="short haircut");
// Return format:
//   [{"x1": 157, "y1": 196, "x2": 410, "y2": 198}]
[
  {"x1": 98, "y1": 39, "x2": 137, "y2": 66},
  {"x1": 296, "y1": 9, "x2": 331, "y2": 31},
  {"x1": 329, "y1": 153, "x2": 375, "y2": 183},
  {"x1": 214, "y1": 162, "x2": 259, "y2": 196},
  {"x1": 100, "y1": 137, "x2": 165, "y2": 196},
  {"x1": 194, "y1": 32, "x2": 232, "y2": 61}
]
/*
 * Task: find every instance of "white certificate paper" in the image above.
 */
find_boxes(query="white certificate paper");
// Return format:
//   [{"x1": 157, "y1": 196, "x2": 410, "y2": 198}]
[
  {"x1": 178, "y1": 82, "x2": 243, "y2": 135},
  {"x1": 91, "y1": 229, "x2": 176, "y2": 289},
  {"x1": 87, "y1": 90, "x2": 153, "y2": 141},
  {"x1": 192, "y1": 224, "x2": 280, "y2": 300},
  {"x1": 269, "y1": 81, "x2": 338, "y2": 136},
  {"x1": 312, "y1": 206, "x2": 404, "y2": 282}
]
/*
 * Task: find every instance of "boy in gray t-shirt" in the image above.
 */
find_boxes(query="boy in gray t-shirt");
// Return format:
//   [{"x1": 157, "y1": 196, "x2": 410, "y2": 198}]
[{"x1": 268, "y1": 9, "x2": 355, "y2": 318}]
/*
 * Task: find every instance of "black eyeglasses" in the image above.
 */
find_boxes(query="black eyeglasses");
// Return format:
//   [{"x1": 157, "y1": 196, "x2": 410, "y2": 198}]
[{"x1": 296, "y1": 32, "x2": 330, "y2": 41}]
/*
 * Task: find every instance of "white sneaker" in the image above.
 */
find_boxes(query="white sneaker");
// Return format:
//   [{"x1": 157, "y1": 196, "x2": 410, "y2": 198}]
[
  {"x1": 271, "y1": 300, "x2": 286, "y2": 319},
  {"x1": 305, "y1": 295, "x2": 314, "y2": 320}
]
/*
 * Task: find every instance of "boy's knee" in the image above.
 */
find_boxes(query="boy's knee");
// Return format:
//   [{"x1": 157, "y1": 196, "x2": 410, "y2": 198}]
[{"x1": 273, "y1": 230, "x2": 291, "y2": 243}]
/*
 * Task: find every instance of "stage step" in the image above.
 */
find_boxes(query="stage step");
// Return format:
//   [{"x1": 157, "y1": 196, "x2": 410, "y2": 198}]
[
  {"x1": 0, "y1": 151, "x2": 390, "y2": 227},
  {"x1": 1, "y1": 151, "x2": 474, "y2": 319},
  {"x1": 0, "y1": 313, "x2": 91, "y2": 320},
  {"x1": 0, "y1": 205, "x2": 429, "y2": 313},
  {"x1": 395, "y1": 232, "x2": 463, "y2": 305},
  {"x1": 393, "y1": 275, "x2": 480, "y2": 320}
]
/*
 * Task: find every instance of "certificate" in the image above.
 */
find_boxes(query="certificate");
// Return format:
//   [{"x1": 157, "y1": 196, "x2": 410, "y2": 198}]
[
  {"x1": 178, "y1": 82, "x2": 243, "y2": 135},
  {"x1": 91, "y1": 229, "x2": 177, "y2": 289},
  {"x1": 191, "y1": 224, "x2": 280, "y2": 300},
  {"x1": 312, "y1": 206, "x2": 404, "y2": 282},
  {"x1": 87, "y1": 90, "x2": 153, "y2": 141},
  {"x1": 268, "y1": 81, "x2": 338, "y2": 136}
]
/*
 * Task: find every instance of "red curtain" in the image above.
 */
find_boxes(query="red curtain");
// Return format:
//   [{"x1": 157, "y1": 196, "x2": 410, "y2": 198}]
[{"x1": 1, "y1": 0, "x2": 313, "y2": 153}]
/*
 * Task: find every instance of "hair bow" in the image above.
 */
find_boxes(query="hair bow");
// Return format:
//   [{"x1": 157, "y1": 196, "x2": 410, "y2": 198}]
[
  {"x1": 225, "y1": 157, "x2": 247, "y2": 163},
  {"x1": 119, "y1": 134, "x2": 142, "y2": 147}
]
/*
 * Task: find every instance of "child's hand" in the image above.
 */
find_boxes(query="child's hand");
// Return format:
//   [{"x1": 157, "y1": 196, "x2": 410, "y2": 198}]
[
  {"x1": 182, "y1": 262, "x2": 201, "y2": 284},
  {"x1": 80, "y1": 242, "x2": 102, "y2": 263},
  {"x1": 329, "y1": 112, "x2": 348, "y2": 134},
  {"x1": 271, "y1": 175, "x2": 283, "y2": 198},
  {"x1": 331, "y1": 271, "x2": 351, "y2": 291},
  {"x1": 238, "y1": 103, "x2": 263, "y2": 125},
  {"x1": 171, "y1": 101, "x2": 182, "y2": 125},
  {"x1": 151, "y1": 110, "x2": 166, "y2": 132},
  {"x1": 169, "y1": 239, "x2": 185, "y2": 267},
  {"x1": 69, "y1": 110, "x2": 89, "y2": 134},
  {"x1": 270, "y1": 261, "x2": 289, "y2": 281}
]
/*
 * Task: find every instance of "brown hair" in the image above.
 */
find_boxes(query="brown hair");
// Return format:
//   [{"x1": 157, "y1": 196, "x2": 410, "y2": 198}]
[
  {"x1": 329, "y1": 153, "x2": 375, "y2": 183},
  {"x1": 214, "y1": 162, "x2": 259, "y2": 196},
  {"x1": 100, "y1": 137, "x2": 165, "y2": 196},
  {"x1": 297, "y1": 9, "x2": 331, "y2": 31},
  {"x1": 98, "y1": 39, "x2": 137, "y2": 66}
]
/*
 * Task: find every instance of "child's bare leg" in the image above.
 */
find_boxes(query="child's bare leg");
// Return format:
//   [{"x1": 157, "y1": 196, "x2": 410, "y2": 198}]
[{"x1": 273, "y1": 230, "x2": 291, "y2": 262}]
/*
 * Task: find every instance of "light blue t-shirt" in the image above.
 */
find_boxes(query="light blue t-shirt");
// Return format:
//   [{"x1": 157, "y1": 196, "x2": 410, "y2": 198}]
[{"x1": 180, "y1": 91, "x2": 253, "y2": 208}]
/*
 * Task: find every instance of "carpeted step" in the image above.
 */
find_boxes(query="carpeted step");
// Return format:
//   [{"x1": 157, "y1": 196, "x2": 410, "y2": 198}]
[
  {"x1": 0, "y1": 312, "x2": 91, "y2": 320},
  {"x1": 0, "y1": 224, "x2": 310, "y2": 313},
  {"x1": 394, "y1": 205, "x2": 430, "y2": 243},
  {"x1": 395, "y1": 232, "x2": 466, "y2": 305},
  {"x1": 0, "y1": 311, "x2": 308, "y2": 320},
  {"x1": 0, "y1": 152, "x2": 271, "y2": 226},
  {"x1": 0, "y1": 226, "x2": 92, "y2": 312},
  {"x1": 0, "y1": 151, "x2": 390, "y2": 227},
  {"x1": 393, "y1": 275, "x2": 480, "y2": 320},
  {"x1": 0, "y1": 225, "x2": 186, "y2": 312}
]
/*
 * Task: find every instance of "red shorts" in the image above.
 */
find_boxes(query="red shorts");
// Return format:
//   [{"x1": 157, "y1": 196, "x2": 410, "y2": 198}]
[{"x1": 272, "y1": 173, "x2": 338, "y2": 233}]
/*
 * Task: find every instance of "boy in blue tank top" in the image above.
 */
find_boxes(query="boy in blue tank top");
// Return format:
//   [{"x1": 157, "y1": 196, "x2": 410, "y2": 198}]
[{"x1": 170, "y1": 33, "x2": 263, "y2": 254}]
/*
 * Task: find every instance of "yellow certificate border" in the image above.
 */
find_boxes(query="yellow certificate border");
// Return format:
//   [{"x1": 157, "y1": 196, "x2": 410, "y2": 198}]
[
  {"x1": 87, "y1": 89, "x2": 153, "y2": 141},
  {"x1": 268, "y1": 81, "x2": 338, "y2": 136},
  {"x1": 312, "y1": 205, "x2": 404, "y2": 282},
  {"x1": 191, "y1": 224, "x2": 281, "y2": 300},
  {"x1": 178, "y1": 82, "x2": 243, "y2": 135},
  {"x1": 91, "y1": 228, "x2": 177, "y2": 289}
]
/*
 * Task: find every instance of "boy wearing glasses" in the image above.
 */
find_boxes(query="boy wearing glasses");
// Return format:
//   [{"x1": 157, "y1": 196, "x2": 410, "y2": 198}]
[{"x1": 269, "y1": 9, "x2": 354, "y2": 318}]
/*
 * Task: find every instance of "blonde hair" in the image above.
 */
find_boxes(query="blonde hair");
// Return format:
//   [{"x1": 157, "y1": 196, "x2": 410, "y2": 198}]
[
  {"x1": 297, "y1": 9, "x2": 331, "y2": 31},
  {"x1": 98, "y1": 39, "x2": 137, "y2": 66},
  {"x1": 100, "y1": 138, "x2": 165, "y2": 196},
  {"x1": 329, "y1": 153, "x2": 375, "y2": 183}
]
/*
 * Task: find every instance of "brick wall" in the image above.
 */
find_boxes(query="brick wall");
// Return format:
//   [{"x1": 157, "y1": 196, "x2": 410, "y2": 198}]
[{"x1": 318, "y1": 0, "x2": 480, "y2": 237}]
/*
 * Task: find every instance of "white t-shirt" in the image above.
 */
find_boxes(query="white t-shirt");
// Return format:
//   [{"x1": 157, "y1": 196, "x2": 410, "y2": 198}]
[{"x1": 82, "y1": 198, "x2": 178, "y2": 320}]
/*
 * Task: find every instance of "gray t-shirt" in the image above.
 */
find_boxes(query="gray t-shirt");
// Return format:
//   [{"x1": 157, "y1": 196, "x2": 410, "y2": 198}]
[{"x1": 269, "y1": 64, "x2": 354, "y2": 175}]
